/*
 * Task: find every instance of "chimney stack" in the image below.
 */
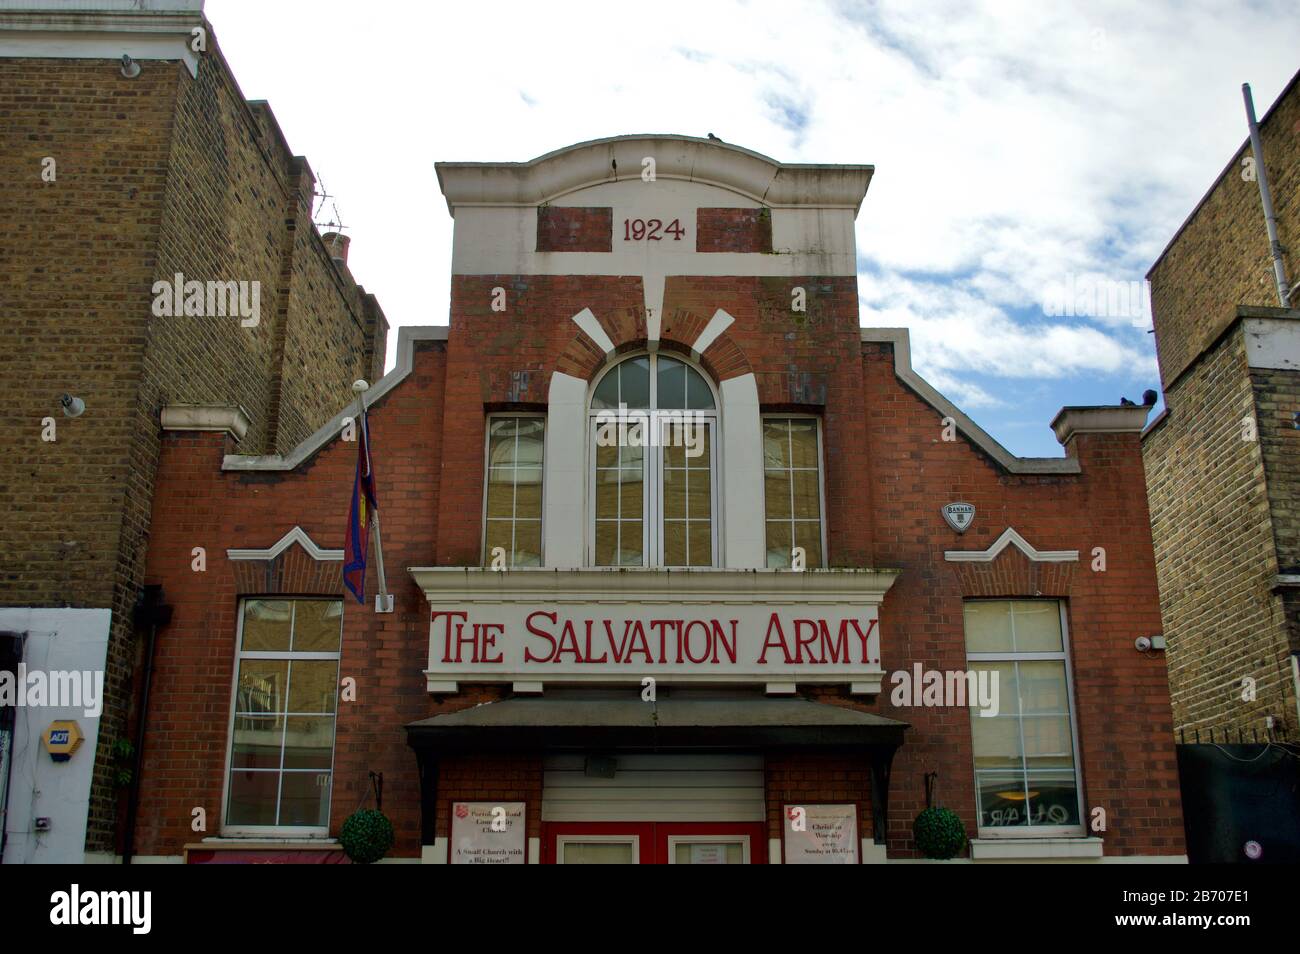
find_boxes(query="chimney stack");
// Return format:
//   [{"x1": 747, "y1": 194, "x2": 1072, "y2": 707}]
[{"x1": 322, "y1": 231, "x2": 350, "y2": 266}]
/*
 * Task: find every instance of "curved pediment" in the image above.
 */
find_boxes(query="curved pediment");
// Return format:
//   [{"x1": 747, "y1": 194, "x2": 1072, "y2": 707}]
[{"x1": 435, "y1": 134, "x2": 872, "y2": 212}]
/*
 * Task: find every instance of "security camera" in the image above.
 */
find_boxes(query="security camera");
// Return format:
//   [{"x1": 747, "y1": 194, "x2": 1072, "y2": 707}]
[
  {"x1": 1134, "y1": 636, "x2": 1152, "y2": 652},
  {"x1": 60, "y1": 394, "x2": 85, "y2": 418},
  {"x1": 120, "y1": 54, "x2": 140, "y2": 78}
]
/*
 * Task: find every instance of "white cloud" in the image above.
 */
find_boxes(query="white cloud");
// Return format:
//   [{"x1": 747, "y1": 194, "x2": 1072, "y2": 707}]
[
  {"x1": 859, "y1": 270, "x2": 1157, "y2": 385},
  {"x1": 204, "y1": 0, "x2": 1297, "y2": 397}
]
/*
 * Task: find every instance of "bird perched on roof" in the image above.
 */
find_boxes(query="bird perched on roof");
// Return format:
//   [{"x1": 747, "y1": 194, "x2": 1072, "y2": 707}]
[
  {"x1": 707, "y1": 133, "x2": 722, "y2": 142},
  {"x1": 1120, "y1": 390, "x2": 1159, "y2": 407}
]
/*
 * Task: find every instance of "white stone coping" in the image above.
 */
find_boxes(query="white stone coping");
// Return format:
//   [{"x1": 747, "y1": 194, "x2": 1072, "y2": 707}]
[
  {"x1": 435, "y1": 134, "x2": 874, "y2": 214},
  {"x1": 0, "y1": 2, "x2": 206, "y2": 77},
  {"x1": 408, "y1": 566, "x2": 900, "y2": 603},
  {"x1": 222, "y1": 325, "x2": 449, "y2": 472},
  {"x1": 969, "y1": 837, "x2": 1104, "y2": 860},
  {"x1": 862, "y1": 328, "x2": 1081, "y2": 475},
  {"x1": 226, "y1": 526, "x2": 341, "y2": 562},
  {"x1": 944, "y1": 527, "x2": 1079, "y2": 564},
  {"x1": 160, "y1": 403, "x2": 250, "y2": 442},
  {"x1": 1050, "y1": 405, "x2": 1152, "y2": 444}
]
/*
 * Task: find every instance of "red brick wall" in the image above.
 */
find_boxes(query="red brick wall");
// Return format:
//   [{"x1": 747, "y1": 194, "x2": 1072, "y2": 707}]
[
  {"x1": 536, "y1": 206, "x2": 612, "y2": 252},
  {"x1": 696, "y1": 207, "x2": 773, "y2": 252},
  {"x1": 137, "y1": 271, "x2": 1184, "y2": 858},
  {"x1": 133, "y1": 340, "x2": 446, "y2": 858},
  {"x1": 434, "y1": 755, "x2": 544, "y2": 841}
]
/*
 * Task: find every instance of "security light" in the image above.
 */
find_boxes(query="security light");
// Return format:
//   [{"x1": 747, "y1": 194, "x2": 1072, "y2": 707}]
[{"x1": 120, "y1": 54, "x2": 140, "y2": 78}]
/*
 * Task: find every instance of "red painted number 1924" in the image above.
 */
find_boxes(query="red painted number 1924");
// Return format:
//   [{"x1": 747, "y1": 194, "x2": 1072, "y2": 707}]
[{"x1": 623, "y1": 218, "x2": 685, "y2": 241}]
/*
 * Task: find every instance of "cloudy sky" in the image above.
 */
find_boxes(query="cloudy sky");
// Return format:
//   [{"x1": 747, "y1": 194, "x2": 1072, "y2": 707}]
[{"x1": 206, "y1": 0, "x2": 1297, "y2": 456}]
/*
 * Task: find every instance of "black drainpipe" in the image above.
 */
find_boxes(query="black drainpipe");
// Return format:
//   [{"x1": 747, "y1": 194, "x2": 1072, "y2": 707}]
[{"x1": 122, "y1": 584, "x2": 172, "y2": 864}]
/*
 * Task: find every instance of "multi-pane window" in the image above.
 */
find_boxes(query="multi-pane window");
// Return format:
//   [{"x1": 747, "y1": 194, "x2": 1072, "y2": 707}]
[
  {"x1": 226, "y1": 599, "x2": 342, "y2": 831},
  {"x1": 484, "y1": 417, "x2": 544, "y2": 567},
  {"x1": 589, "y1": 354, "x2": 717, "y2": 567},
  {"x1": 964, "y1": 600, "x2": 1083, "y2": 834},
  {"x1": 763, "y1": 418, "x2": 824, "y2": 568}
]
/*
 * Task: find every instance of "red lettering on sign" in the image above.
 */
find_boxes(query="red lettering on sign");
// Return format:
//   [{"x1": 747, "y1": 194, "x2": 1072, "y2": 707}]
[
  {"x1": 480, "y1": 622, "x2": 505, "y2": 664},
  {"x1": 432, "y1": 611, "x2": 469, "y2": 664},
  {"x1": 625, "y1": 620, "x2": 653, "y2": 664},
  {"x1": 580, "y1": 619, "x2": 608, "y2": 664},
  {"x1": 524, "y1": 611, "x2": 557, "y2": 663},
  {"x1": 713, "y1": 620, "x2": 738, "y2": 664},
  {"x1": 793, "y1": 619, "x2": 819, "y2": 663},
  {"x1": 555, "y1": 619, "x2": 581, "y2": 663},
  {"x1": 758, "y1": 613, "x2": 793, "y2": 664},
  {"x1": 849, "y1": 618, "x2": 877, "y2": 663},
  {"x1": 818, "y1": 620, "x2": 849, "y2": 664}
]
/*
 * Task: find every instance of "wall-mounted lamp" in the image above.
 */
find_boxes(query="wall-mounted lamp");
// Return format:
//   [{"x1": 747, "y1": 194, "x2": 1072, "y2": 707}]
[
  {"x1": 120, "y1": 54, "x2": 140, "y2": 79},
  {"x1": 60, "y1": 394, "x2": 85, "y2": 418}
]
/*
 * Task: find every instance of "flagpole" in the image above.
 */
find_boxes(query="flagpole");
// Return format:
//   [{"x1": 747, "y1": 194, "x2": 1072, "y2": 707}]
[{"x1": 353, "y1": 380, "x2": 394, "y2": 614}]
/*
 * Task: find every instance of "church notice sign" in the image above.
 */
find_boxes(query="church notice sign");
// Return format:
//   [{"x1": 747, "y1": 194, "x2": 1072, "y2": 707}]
[
  {"x1": 783, "y1": 804, "x2": 860, "y2": 864},
  {"x1": 450, "y1": 802, "x2": 526, "y2": 864}
]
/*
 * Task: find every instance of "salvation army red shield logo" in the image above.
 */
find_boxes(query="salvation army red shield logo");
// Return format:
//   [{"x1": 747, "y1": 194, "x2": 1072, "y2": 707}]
[{"x1": 455, "y1": 803, "x2": 469, "y2": 819}]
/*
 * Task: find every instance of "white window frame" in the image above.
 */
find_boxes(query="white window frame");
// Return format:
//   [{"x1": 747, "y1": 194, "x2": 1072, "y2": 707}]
[
  {"x1": 556, "y1": 833, "x2": 641, "y2": 864},
  {"x1": 481, "y1": 413, "x2": 547, "y2": 567},
  {"x1": 220, "y1": 598, "x2": 342, "y2": 839},
  {"x1": 586, "y1": 352, "x2": 721, "y2": 568},
  {"x1": 666, "y1": 834, "x2": 752, "y2": 864},
  {"x1": 965, "y1": 599, "x2": 1086, "y2": 839},
  {"x1": 760, "y1": 414, "x2": 828, "y2": 569}
]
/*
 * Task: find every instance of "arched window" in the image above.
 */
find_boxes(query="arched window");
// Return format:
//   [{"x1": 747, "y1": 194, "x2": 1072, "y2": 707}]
[{"x1": 588, "y1": 354, "x2": 718, "y2": 567}]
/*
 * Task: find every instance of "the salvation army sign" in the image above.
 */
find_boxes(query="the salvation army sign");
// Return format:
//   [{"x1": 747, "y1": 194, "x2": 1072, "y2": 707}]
[
  {"x1": 411, "y1": 568, "x2": 898, "y2": 694},
  {"x1": 451, "y1": 802, "x2": 526, "y2": 864}
]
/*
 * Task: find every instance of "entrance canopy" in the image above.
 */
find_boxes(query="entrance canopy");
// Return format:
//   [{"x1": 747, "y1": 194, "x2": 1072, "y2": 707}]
[
  {"x1": 406, "y1": 696, "x2": 907, "y2": 846},
  {"x1": 405, "y1": 696, "x2": 907, "y2": 752}
]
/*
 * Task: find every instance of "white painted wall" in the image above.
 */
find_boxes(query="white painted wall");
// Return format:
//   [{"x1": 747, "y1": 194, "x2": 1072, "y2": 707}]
[
  {"x1": 1243, "y1": 317, "x2": 1300, "y2": 371},
  {"x1": 543, "y1": 372, "x2": 588, "y2": 568},
  {"x1": 720, "y1": 373, "x2": 765, "y2": 568},
  {"x1": 1, "y1": 607, "x2": 111, "y2": 865}
]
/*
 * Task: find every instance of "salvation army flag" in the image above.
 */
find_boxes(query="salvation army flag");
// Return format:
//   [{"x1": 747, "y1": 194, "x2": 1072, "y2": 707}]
[{"x1": 342, "y1": 406, "x2": 379, "y2": 604}]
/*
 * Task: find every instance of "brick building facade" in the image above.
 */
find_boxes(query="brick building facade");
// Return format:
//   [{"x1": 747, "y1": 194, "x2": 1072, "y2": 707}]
[
  {"x1": 1143, "y1": 69, "x2": 1300, "y2": 739},
  {"x1": 131, "y1": 134, "x2": 1185, "y2": 863},
  {"x1": 0, "y1": 1, "x2": 387, "y2": 862}
]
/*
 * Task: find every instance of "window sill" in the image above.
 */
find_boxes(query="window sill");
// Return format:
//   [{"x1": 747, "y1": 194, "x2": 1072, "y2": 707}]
[
  {"x1": 197, "y1": 838, "x2": 338, "y2": 846},
  {"x1": 969, "y1": 837, "x2": 1103, "y2": 860}
]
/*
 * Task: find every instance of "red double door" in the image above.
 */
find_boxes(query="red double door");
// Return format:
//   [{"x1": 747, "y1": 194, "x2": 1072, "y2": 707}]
[{"x1": 541, "y1": 822, "x2": 767, "y2": 864}]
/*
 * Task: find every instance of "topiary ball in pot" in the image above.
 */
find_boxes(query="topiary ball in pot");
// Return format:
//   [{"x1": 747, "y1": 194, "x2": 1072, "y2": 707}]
[
  {"x1": 339, "y1": 809, "x2": 395, "y2": 864},
  {"x1": 913, "y1": 806, "x2": 967, "y2": 860}
]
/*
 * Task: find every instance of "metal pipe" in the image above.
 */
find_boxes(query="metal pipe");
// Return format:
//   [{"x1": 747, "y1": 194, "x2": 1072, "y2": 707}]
[
  {"x1": 123, "y1": 585, "x2": 172, "y2": 864},
  {"x1": 1243, "y1": 83, "x2": 1292, "y2": 308},
  {"x1": 121, "y1": 620, "x2": 157, "y2": 865}
]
